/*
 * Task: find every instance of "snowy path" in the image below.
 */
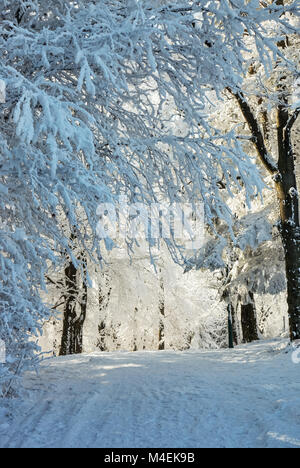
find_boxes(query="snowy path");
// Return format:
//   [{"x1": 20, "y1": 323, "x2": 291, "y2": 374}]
[{"x1": 1, "y1": 339, "x2": 300, "y2": 448}]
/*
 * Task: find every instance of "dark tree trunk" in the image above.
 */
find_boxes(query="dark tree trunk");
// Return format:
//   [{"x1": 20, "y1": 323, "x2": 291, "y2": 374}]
[
  {"x1": 273, "y1": 31, "x2": 300, "y2": 340},
  {"x1": 75, "y1": 262, "x2": 87, "y2": 353},
  {"x1": 232, "y1": 310, "x2": 239, "y2": 346},
  {"x1": 279, "y1": 224, "x2": 300, "y2": 339},
  {"x1": 230, "y1": 302, "x2": 240, "y2": 346},
  {"x1": 60, "y1": 254, "x2": 87, "y2": 356},
  {"x1": 158, "y1": 270, "x2": 165, "y2": 351},
  {"x1": 276, "y1": 105, "x2": 300, "y2": 340},
  {"x1": 232, "y1": 89, "x2": 300, "y2": 342},
  {"x1": 60, "y1": 260, "x2": 77, "y2": 356},
  {"x1": 228, "y1": 304, "x2": 234, "y2": 349},
  {"x1": 98, "y1": 320, "x2": 107, "y2": 352},
  {"x1": 241, "y1": 292, "x2": 259, "y2": 343},
  {"x1": 158, "y1": 303, "x2": 165, "y2": 350}
]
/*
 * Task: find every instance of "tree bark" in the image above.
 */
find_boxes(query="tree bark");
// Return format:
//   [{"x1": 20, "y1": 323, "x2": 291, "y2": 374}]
[
  {"x1": 279, "y1": 224, "x2": 300, "y2": 339},
  {"x1": 228, "y1": 304, "x2": 234, "y2": 349},
  {"x1": 241, "y1": 292, "x2": 259, "y2": 343},
  {"x1": 158, "y1": 269, "x2": 165, "y2": 350},
  {"x1": 276, "y1": 106, "x2": 300, "y2": 340},
  {"x1": 231, "y1": 302, "x2": 240, "y2": 346},
  {"x1": 231, "y1": 89, "x2": 300, "y2": 341},
  {"x1": 60, "y1": 253, "x2": 87, "y2": 356}
]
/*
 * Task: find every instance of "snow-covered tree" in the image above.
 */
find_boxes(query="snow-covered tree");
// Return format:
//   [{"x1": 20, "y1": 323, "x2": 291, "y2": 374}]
[
  {"x1": 0, "y1": 0, "x2": 299, "y2": 393},
  {"x1": 208, "y1": 2, "x2": 300, "y2": 340}
]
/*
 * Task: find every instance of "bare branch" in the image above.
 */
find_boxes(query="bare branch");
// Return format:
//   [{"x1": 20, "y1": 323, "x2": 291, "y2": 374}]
[
  {"x1": 228, "y1": 88, "x2": 278, "y2": 175},
  {"x1": 285, "y1": 108, "x2": 300, "y2": 138},
  {"x1": 51, "y1": 302, "x2": 65, "y2": 311},
  {"x1": 45, "y1": 275, "x2": 63, "y2": 288}
]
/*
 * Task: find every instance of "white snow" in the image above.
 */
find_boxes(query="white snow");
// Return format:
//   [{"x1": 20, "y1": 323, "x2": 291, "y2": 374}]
[{"x1": 0, "y1": 339, "x2": 299, "y2": 449}]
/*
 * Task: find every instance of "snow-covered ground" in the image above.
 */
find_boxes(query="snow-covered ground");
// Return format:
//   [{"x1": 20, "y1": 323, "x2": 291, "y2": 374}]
[{"x1": 0, "y1": 339, "x2": 299, "y2": 448}]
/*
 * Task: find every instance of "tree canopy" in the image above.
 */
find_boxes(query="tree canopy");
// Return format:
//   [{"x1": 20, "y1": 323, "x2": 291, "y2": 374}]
[{"x1": 0, "y1": 0, "x2": 299, "y2": 394}]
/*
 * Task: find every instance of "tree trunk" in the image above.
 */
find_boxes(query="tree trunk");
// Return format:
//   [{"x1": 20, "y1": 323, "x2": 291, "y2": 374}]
[
  {"x1": 241, "y1": 292, "x2": 259, "y2": 343},
  {"x1": 231, "y1": 89, "x2": 300, "y2": 341},
  {"x1": 228, "y1": 304, "x2": 234, "y2": 349},
  {"x1": 158, "y1": 269, "x2": 165, "y2": 351},
  {"x1": 74, "y1": 267, "x2": 87, "y2": 353},
  {"x1": 279, "y1": 224, "x2": 300, "y2": 339},
  {"x1": 60, "y1": 254, "x2": 87, "y2": 356},
  {"x1": 230, "y1": 302, "x2": 240, "y2": 346},
  {"x1": 158, "y1": 303, "x2": 165, "y2": 350},
  {"x1": 276, "y1": 104, "x2": 300, "y2": 340}
]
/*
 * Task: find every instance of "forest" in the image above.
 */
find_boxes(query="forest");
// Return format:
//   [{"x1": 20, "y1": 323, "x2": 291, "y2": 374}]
[{"x1": 0, "y1": 0, "x2": 299, "y2": 450}]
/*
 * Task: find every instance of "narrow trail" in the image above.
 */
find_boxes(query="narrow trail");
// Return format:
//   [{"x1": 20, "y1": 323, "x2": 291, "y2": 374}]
[{"x1": 1, "y1": 339, "x2": 299, "y2": 448}]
